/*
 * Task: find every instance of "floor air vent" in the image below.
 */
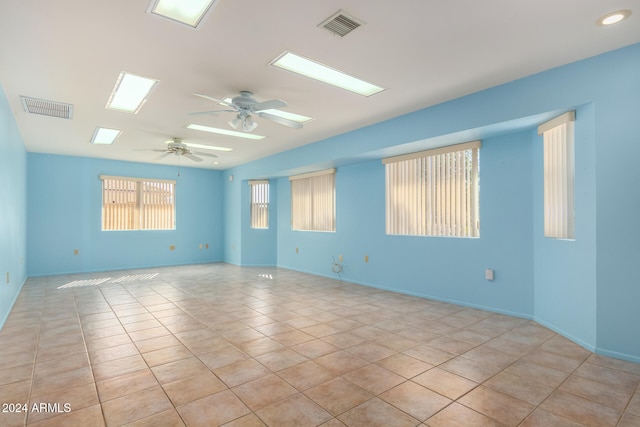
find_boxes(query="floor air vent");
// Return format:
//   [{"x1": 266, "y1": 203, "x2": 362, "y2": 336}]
[
  {"x1": 320, "y1": 11, "x2": 363, "y2": 37},
  {"x1": 20, "y1": 96, "x2": 73, "y2": 119}
]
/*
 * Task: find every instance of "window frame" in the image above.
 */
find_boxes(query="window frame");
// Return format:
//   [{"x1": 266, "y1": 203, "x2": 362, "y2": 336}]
[
  {"x1": 100, "y1": 175, "x2": 176, "y2": 231},
  {"x1": 289, "y1": 169, "x2": 336, "y2": 232},
  {"x1": 538, "y1": 111, "x2": 576, "y2": 240},
  {"x1": 249, "y1": 180, "x2": 270, "y2": 229},
  {"x1": 383, "y1": 140, "x2": 481, "y2": 238}
]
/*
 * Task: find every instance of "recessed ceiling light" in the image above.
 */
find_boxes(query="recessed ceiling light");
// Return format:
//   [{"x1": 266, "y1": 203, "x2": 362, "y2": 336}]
[
  {"x1": 172, "y1": 141, "x2": 233, "y2": 152},
  {"x1": 91, "y1": 127, "x2": 121, "y2": 145},
  {"x1": 149, "y1": 0, "x2": 218, "y2": 28},
  {"x1": 271, "y1": 51, "x2": 385, "y2": 97},
  {"x1": 597, "y1": 9, "x2": 631, "y2": 26},
  {"x1": 187, "y1": 124, "x2": 265, "y2": 140},
  {"x1": 106, "y1": 72, "x2": 159, "y2": 113}
]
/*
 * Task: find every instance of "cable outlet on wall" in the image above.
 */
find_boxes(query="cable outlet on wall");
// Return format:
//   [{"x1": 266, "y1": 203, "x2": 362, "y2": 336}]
[{"x1": 205, "y1": 243, "x2": 209, "y2": 249}]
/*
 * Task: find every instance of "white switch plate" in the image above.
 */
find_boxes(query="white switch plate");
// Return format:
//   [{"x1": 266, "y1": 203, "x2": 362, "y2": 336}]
[{"x1": 485, "y1": 268, "x2": 494, "y2": 281}]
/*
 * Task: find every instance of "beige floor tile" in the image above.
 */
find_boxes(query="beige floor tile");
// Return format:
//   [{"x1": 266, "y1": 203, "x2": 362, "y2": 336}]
[
  {"x1": 484, "y1": 371, "x2": 555, "y2": 405},
  {"x1": 540, "y1": 390, "x2": 622, "y2": 427},
  {"x1": 459, "y1": 385, "x2": 535, "y2": 426},
  {"x1": 618, "y1": 413, "x2": 640, "y2": 427},
  {"x1": 379, "y1": 381, "x2": 451, "y2": 421},
  {"x1": 27, "y1": 382, "x2": 99, "y2": 424},
  {"x1": 314, "y1": 350, "x2": 368, "y2": 376},
  {"x1": 343, "y1": 364, "x2": 405, "y2": 395},
  {"x1": 255, "y1": 348, "x2": 308, "y2": 372},
  {"x1": 338, "y1": 397, "x2": 419, "y2": 427},
  {"x1": 256, "y1": 393, "x2": 333, "y2": 427},
  {"x1": 439, "y1": 356, "x2": 503, "y2": 383},
  {"x1": 92, "y1": 354, "x2": 148, "y2": 381},
  {"x1": 627, "y1": 393, "x2": 640, "y2": 417},
  {"x1": 291, "y1": 339, "x2": 338, "y2": 358},
  {"x1": 403, "y1": 343, "x2": 456, "y2": 365},
  {"x1": 31, "y1": 366, "x2": 95, "y2": 396},
  {"x1": 96, "y1": 369, "x2": 159, "y2": 402},
  {"x1": 345, "y1": 341, "x2": 396, "y2": 362},
  {"x1": 573, "y1": 362, "x2": 640, "y2": 393},
  {"x1": 89, "y1": 342, "x2": 140, "y2": 365},
  {"x1": 425, "y1": 402, "x2": 505, "y2": 427},
  {"x1": 376, "y1": 353, "x2": 432, "y2": 379},
  {"x1": 142, "y1": 344, "x2": 192, "y2": 367},
  {"x1": 305, "y1": 377, "x2": 373, "y2": 416},
  {"x1": 122, "y1": 408, "x2": 186, "y2": 426},
  {"x1": 235, "y1": 337, "x2": 284, "y2": 357},
  {"x1": 559, "y1": 374, "x2": 634, "y2": 411},
  {"x1": 162, "y1": 371, "x2": 227, "y2": 407},
  {"x1": 520, "y1": 408, "x2": 586, "y2": 427},
  {"x1": 198, "y1": 346, "x2": 249, "y2": 371},
  {"x1": 232, "y1": 374, "x2": 297, "y2": 410},
  {"x1": 177, "y1": 390, "x2": 250, "y2": 427},
  {"x1": 213, "y1": 359, "x2": 271, "y2": 388},
  {"x1": 220, "y1": 413, "x2": 266, "y2": 427},
  {"x1": 278, "y1": 360, "x2": 337, "y2": 391},
  {"x1": 134, "y1": 335, "x2": 182, "y2": 354},
  {"x1": 102, "y1": 386, "x2": 173, "y2": 426},
  {"x1": 504, "y1": 359, "x2": 570, "y2": 388},
  {"x1": 413, "y1": 367, "x2": 478, "y2": 400}
]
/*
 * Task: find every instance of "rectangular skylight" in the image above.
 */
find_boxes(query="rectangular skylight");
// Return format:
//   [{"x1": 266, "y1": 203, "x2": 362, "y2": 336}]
[
  {"x1": 91, "y1": 127, "x2": 121, "y2": 145},
  {"x1": 106, "y1": 72, "x2": 159, "y2": 113},
  {"x1": 271, "y1": 51, "x2": 385, "y2": 97},
  {"x1": 182, "y1": 142, "x2": 233, "y2": 152},
  {"x1": 187, "y1": 124, "x2": 265, "y2": 140},
  {"x1": 149, "y1": 0, "x2": 218, "y2": 28}
]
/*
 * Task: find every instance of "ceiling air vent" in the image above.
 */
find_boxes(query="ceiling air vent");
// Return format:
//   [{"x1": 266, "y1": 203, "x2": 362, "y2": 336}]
[
  {"x1": 319, "y1": 11, "x2": 363, "y2": 37},
  {"x1": 20, "y1": 96, "x2": 73, "y2": 119}
]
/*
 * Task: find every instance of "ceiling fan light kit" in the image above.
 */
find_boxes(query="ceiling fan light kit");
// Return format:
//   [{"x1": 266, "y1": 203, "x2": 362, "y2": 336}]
[{"x1": 190, "y1": 91, "x2": 303, "y2": 132}]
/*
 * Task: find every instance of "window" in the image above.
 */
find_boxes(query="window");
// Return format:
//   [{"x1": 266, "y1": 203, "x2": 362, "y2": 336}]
[
  {"x1": 538, "y1": 111, "x2": 575, "y2": 239},
  {"x1": 290, "y1": 169, "x2": 335, "y2": 232},
  {"x1": 383, "y1": 141, "x2": 481, "y2": 237},
  {"x1": 100, "y1": 175, "x2": 175, "y2": 230},
  {"x1": 249, "y1": 180, "x2": 269, "y2": 229}
]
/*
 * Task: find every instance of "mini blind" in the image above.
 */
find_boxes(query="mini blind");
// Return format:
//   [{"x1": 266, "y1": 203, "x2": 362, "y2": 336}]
[
  {"x1": 100, "y1": 175, "x2": 175, "y2": 230},
  {"x1": 383, "y1": 141, "x2": 480, "y2": 237},
  {"x1": 289, "y1": 169, "x2": 336, "y2": 232},
  {"x1": 249, "y1": 180, "x2": 269, "y2": 229},
  {"x1": 538, "y1": 111, "x2": 575, "y2": 239}
]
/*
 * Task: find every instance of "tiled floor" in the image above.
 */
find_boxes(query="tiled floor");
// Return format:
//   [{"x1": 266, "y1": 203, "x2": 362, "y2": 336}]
[{"x1": 1, "y1": 264, "x2": 639, "y2": 427}]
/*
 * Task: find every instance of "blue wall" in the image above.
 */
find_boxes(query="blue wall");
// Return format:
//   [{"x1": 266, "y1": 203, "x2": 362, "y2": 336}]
[
  {"x1": 27, "y1": 154, "x2": 223, "y2": 275},
  {"x1": 224, "y1": 43, "x2": 640, "y2": 363},
  {"x1": 0, "y1": 84, "x2": 28, "y2": 328}
]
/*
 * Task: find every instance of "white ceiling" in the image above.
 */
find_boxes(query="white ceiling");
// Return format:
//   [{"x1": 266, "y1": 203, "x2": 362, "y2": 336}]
[{"x1": 1, "y1": 1, "x2": 638, "y2": 170}]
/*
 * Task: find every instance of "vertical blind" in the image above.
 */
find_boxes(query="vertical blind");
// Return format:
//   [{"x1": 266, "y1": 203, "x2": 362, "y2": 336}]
[
  {"x1": 101, "y1": 175, "x2": 175, "y2": 230},
  {"x1": 383, "y1": 141, "x2": 480, "y2": 237},
  {"x1": 249, "y1": 180, "x2": 269, "y2": 229},
  {"x1": 538, "y1": 111, "x2": 575, "y2": 239},
  {"x1": 290, "y1": 169, "x2": 336, "y2": 232}
]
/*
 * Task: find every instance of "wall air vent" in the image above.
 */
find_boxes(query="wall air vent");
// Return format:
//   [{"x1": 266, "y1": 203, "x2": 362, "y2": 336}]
[
  {"x1": 20, "y1": 96, "x2": 73, "y2": 119},
  {"x1": 319, "y1": 11, "x2": 363, "y2": 37}
]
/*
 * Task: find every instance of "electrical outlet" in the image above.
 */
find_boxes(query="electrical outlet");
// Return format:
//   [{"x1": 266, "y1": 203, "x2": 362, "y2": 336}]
[
  {"x1": 339, "y1": 255, "x2": 343, "y2": 262},
  {"x1": 74, "y1": 249, "x2": 79, "y2": 255},
  {"x1": 6, "y1": 272, "x2": 9, "y2": 284},
  {"x1": 205, "y1": 243, "x2": 209, "y2": 249},
  {"x1": 296, "y1": 247, "x2": 299, "y2": 254},
  {"x1": 170, "y1": 245, "x2": 176, "y2": 251},
  {"x1": 199, "y1": 244, "x2": 203, "y2": 249},
  {"x1": 364, "y1": 255, "x2": 369, "y2": 263}
]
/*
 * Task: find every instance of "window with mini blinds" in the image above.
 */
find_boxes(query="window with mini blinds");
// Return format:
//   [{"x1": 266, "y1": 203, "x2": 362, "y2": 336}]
[
  {"x1": 100, "y1": 175, "x2": 175, "y2": 230},
  {"x1": 383, "y1": 141, "x2": 480, "y2": 237},
  {"x1": 290, "y1": 169, "x2": 336, "y2": 232},
  {"x1": 249, "y1": 180, "x2": 269, "y2": 229},
  {"x1": 538, "y1": 111, "x2": 575, "y2": 240}
]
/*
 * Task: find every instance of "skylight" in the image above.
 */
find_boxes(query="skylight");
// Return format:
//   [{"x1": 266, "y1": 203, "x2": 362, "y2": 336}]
[
  {"x1": 91, "y1": 127, "x2": 121, "y2": 145},
  {"x1": 187, "y1": 124, "x2": 265, "y2": 140},
  {"x1": 271, "y1": 51, "x2": 385, "y2": 97},
  {"x1": 106, "y1": 72, "x2": 159, "y2": 113},
  {"x1": 149, "y1": 0, "x2": 218, "y2": 28}
]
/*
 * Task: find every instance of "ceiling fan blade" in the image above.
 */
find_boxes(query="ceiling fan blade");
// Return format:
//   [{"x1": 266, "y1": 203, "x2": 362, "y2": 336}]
[
  {"x1": 258, "y1": 112, "x2": 303, "y2": 129},
  {"x1": 155, "y1": 152, "x2": 172, "y2": 160},
  {"x1": 191, "y1": 151, "x2": 218, "y2": 158},
  {"x1": 187, "y1": 109, "x2": 235, "y2": 116},
  {"x1": 193, "y1": 93, "x2": 237, "y2": 109},
  {"x1": 184, "y1": 153, "x2": 203, "y2": 162},
  {"x1": 252, "y1": 99, "x2": 288, "y2": 111}
]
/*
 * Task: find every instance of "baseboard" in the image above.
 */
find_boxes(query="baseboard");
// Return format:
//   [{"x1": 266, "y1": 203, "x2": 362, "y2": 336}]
[
  {"x1": 0, "y1": 276, "x2": 28, "y2": 331},
  {"x1": 595, "y1": 347, "x2": 640, "y2": 364},
  {"x1": 533, "y1": 316, "x2": 597, "y2": 353}
]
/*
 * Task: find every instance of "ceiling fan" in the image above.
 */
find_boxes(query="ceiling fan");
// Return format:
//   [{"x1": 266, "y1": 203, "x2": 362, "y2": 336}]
[
  {"x1": 148, "y1": 138, "x2": 218, "y2": 162},
  {"x1": 189, "y1": 91, "x2": 303, "y2": 132}
]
